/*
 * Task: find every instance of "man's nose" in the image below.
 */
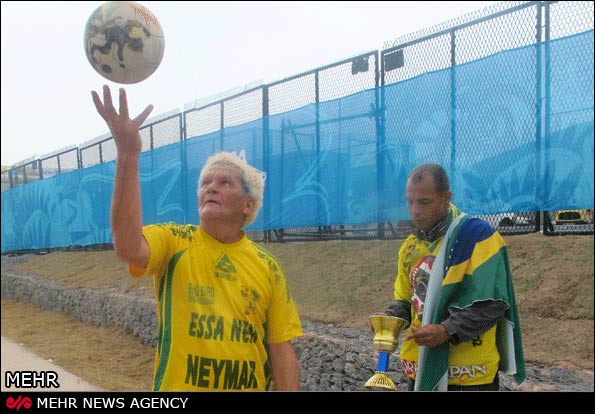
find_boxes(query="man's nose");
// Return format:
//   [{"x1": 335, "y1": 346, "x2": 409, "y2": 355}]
[
  {"x1": 409, "y1": 203, "x2": 420, "y2": 216},
  {"x1": 205, "y1": 181, "x2": 218, "y2": 193}
]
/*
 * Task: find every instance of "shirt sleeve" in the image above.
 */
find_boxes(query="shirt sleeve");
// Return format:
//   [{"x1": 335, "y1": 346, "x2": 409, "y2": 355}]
[
  {"x1": 393, "y1": 237, "x2": 413, "y2": 303},
  {"x1": 265, "y1": 261, "x2": 303, "y2": 344},
  {"x1": 385, "y1": 300, "x2": 412, "y2": 325},
  {"x1": 128, "y1": 224, "x2": 173, "y2": 279},
  {"x1": 442, "y1": 299, "x2": 509, "y2": 345}
]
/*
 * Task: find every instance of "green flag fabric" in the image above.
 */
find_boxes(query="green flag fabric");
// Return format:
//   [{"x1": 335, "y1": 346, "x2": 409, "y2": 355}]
[{"x1": 414, "y1": 216, "x2": 526, "y2": 391}]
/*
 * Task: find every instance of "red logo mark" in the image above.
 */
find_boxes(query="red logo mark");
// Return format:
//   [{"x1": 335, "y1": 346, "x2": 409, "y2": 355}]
[{"x1": 6, "y1": 395, "x2": 32, "y2": 411}]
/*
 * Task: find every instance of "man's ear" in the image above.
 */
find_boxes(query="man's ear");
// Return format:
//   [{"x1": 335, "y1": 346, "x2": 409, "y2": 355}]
[
  {"x1": 444, "y1": 190, "x2": 452, "y2": 205},
  {"x1": 244, "y1": 196, "x2": 256, "y2": 216}
]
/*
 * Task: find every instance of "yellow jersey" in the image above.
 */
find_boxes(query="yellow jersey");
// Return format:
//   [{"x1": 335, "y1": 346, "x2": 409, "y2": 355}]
[{"x1": 130, "y1": 223, "x2": 303, "y2": 391}]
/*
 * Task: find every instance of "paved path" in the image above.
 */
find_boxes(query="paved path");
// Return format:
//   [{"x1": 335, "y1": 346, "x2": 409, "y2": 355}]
[{"x1": 1, "y1": 336, "x2": 102, "y2": 391}]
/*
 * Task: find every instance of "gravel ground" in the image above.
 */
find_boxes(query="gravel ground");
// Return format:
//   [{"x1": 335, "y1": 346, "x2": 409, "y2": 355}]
[{"x1": 300, "y1": 320, "x2": 594, "y2": 392}]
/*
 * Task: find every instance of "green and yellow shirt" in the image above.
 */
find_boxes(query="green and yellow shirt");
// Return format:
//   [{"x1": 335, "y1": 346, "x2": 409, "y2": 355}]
[{"x1": 130, "y1": 223, "x2": 303, "y2": 391}]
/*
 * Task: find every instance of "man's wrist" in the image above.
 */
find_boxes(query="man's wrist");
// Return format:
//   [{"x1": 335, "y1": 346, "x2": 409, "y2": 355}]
[{"x1": 441, "y1": 321, "x2": 459, "y2": 345}]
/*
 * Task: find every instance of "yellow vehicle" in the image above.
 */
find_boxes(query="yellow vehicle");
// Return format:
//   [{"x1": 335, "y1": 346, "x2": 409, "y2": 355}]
[{"x1": 554, "y1": 209, "x2": 592, "y2": 225}]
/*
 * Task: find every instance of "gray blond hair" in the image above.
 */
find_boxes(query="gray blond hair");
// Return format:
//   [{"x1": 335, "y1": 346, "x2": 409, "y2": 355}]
[{"x1": 198, "y1": 152, "x2": 264, "y2": 226}]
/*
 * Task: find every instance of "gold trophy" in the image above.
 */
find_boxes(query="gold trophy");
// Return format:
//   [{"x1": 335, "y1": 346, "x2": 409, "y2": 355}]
[{"x1": 364, "y1": 314, "x2": 409, "y2": 390}]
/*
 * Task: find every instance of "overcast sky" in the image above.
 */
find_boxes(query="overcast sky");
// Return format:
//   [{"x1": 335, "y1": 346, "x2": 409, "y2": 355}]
[{"x1": 1, "y1": 0, "x2": 500, "y2": 166}]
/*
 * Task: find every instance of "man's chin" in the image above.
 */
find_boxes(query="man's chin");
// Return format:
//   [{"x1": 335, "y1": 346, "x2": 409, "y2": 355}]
[
  {"x1": 412, "y1": 221, "x2": 424, "y2": 229},
  {"x1": 199, "y1": 209, "x2": 223, "y2": 222}
]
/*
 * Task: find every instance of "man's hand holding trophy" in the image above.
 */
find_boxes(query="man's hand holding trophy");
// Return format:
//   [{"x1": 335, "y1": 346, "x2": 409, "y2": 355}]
[{"x1": 365, "y1": 313, "x2": 409, "y2": 390}]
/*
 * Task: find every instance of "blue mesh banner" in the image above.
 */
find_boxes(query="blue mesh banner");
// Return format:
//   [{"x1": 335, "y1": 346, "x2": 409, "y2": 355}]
[
  {"x1": 2, "y1": 31, "x2": 593, "y2": 253},
  {"x1": 1, "y1": 163, "x2": 115, "y2": 251}
]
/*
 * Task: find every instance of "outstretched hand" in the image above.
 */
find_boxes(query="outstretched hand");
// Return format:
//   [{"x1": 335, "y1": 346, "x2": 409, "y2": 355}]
[{"x1": 91, "y1": 85, "x2": 153, "y2": 157}]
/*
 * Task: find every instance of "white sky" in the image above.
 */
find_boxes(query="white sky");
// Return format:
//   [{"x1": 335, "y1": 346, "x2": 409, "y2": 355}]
[{"x1": 1, "y1": 0, "x2": 499, "y2": 166}]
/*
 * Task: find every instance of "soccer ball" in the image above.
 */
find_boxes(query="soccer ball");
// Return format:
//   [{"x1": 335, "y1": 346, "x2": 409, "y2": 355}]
[{"x1": 84, "y1": 1, "x2": 165, "y2": 84}]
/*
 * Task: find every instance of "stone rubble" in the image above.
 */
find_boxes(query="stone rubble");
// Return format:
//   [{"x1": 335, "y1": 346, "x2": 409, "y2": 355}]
[{"x1": 1, "y1": 255, "x2": 593, "y2": 392}]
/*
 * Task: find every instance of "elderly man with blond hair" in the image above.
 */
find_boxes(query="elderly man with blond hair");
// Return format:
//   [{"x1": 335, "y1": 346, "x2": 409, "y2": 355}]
[{"x1": 92, "y1": 85, "x2": 303, "y2": 391}]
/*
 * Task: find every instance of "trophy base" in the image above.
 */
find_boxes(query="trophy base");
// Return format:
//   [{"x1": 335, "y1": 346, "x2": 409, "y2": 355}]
[{"x1": 364, "y1": 372, "x2": 397, "y2": 390}]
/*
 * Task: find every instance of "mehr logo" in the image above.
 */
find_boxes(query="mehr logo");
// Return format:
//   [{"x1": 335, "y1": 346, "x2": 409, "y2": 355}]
[
  {"x1": 5, "y1": 395, "x2": 32, "y2": 412},
  {"x1": 215, "y1": 253, "x2": 237, "y2": 281}
]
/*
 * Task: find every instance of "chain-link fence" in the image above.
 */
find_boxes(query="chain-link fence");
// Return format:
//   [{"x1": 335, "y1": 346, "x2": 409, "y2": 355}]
[{"x1": 1, "y1": 1, "x2": 593, "y2": 252}]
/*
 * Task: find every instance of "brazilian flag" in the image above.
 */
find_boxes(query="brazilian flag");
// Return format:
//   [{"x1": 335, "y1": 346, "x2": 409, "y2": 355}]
[{"x1": 415, "y1": 216, "x2": 526, "y2": 391}]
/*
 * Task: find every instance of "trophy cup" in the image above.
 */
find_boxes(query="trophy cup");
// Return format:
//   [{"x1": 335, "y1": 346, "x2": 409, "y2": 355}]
[{"x1": 364, "y1": 314, "x2": 409, "y2": 390}]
